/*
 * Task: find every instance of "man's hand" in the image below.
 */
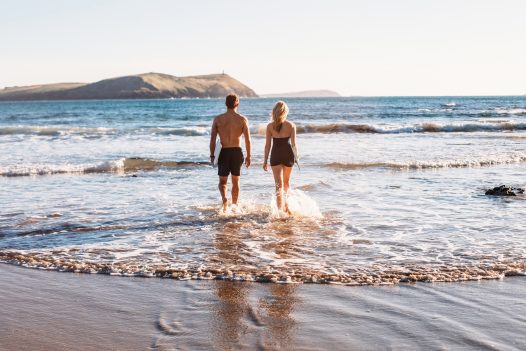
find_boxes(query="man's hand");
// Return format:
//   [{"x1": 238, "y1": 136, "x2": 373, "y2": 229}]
[
  {"x1": 245, "y1": 155, "x2": 251, "y2": 168},
  {"x1": 263, "y1": 162, "x2": 268, "y2": 172},
  {"x1": 210, "y1": 156, "x2": 215, "y2": 165}
]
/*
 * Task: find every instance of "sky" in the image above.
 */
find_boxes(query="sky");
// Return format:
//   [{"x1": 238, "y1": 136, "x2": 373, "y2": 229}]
[{"x1": 1, "y1": 0, "x2": 525, "y2": 96}]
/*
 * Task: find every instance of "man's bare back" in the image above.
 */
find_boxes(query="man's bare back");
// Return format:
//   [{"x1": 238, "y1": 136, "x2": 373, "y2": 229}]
[{"x1": 212, "y1": 110, "x2": 249, "y2": 148}]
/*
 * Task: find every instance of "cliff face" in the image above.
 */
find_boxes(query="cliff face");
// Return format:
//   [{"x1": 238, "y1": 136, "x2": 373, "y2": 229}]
[{"x1": 0, "y1": 73, "x2": 257, "y2": 101}]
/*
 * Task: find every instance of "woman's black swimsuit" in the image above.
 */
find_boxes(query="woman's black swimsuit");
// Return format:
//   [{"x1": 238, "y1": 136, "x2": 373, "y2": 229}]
[{"x1": 270, "y1": 137, "x2": 295, "y2": 167}]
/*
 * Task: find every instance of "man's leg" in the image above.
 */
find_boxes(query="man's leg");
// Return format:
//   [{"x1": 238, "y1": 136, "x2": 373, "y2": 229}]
[
  {"x1": 219, "y1": 176, "x2": 228, "y2": 211},
  {"x1": 231, "y1": 175, "x2": 240, "y2": 205}
]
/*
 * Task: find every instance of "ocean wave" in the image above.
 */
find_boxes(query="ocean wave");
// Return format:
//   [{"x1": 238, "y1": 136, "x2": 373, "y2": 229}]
[
  {"x1": 0, "y1": 125, "x2": 209, "y2": 137},
  {"x1": 291, "y1": 121, "x2": 526, "y2": 134},
  {"x1": 323, "y1": 153, "x2": 526, "y2": 170},
  {"x1": 0, "y1": 125, "x2": 117, "y2": 137},
  {"x1": 494, "y1": 108, "x2": 526, "y2": 115},
  {"x1": 3, "y1": 120, "x2": 526, "y2": 138},
  {"x1": 0, "y1": 158, "x2": 205, "y2": 177},
  {"x1": 148, "y1": 127, "x2": 209, "y2": 136},
  {"x1": 477, "y1": 108, "x2": 526, "y2": 117}
]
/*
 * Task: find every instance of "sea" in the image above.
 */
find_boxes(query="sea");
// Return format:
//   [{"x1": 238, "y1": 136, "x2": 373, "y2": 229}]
[{"x1": 0, "y1": 96, "x2": 525, "y2": 285}]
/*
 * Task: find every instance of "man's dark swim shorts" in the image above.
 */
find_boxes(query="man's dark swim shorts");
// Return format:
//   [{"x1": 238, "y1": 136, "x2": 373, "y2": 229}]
[{"x1": 218, "y1": 147, "x2": 244, "y2": 177}]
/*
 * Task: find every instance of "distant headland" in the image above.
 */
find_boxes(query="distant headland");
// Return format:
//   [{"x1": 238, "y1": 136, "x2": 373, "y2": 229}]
[
  {"x1": 0, "y1": 73, "x2": 258, "y2": 101},
  {"x1": 261, "y1": 90, "x2": 341, "y2": 98}
]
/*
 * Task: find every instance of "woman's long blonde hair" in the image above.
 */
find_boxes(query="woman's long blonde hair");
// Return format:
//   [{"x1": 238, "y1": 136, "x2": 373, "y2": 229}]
[{"x1": 272, "y1": 101, "x2": 289, "y2": 132}]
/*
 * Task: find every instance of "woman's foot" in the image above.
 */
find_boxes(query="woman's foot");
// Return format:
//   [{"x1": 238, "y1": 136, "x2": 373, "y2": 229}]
[{"x1": 284, "y1": 203, "x2": 292, "y2": 215}]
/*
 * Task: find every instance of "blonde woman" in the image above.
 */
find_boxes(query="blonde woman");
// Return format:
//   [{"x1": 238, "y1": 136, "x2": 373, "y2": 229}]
[{"x1": 263, "y1": 101, "x2": 298, "y2": 214}]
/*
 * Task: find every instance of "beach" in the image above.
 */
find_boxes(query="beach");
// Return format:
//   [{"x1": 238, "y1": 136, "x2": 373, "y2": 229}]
[
  {"x1": 3, "y1": 0, "x2": 526, "y2": 348},
  {"x1": 1, "y1": 263, "x2": 525, "y2": 350},
  {"x1": 1, "y1": 96, "x2": 526, "y2": 349}
]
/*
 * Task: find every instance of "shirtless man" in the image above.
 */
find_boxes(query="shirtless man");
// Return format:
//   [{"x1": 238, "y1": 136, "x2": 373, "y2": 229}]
[{"x1": 210, "y1": 94, "x2": 251, "y2": 211}]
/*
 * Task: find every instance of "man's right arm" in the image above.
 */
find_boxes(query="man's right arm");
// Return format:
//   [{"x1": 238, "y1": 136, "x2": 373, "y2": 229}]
[
  {"x1": 210, "y1": 118, "x2": 218, "y2": 164},
  {"x1": 242, "y1": 117, "x2": 251, "y2": 168}
]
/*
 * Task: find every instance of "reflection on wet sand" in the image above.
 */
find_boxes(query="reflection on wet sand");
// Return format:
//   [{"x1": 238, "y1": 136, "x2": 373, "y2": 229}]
[
  {"x1": 212, "y1": 221, "x2": 251, "y2": 349},
  {"x1": 212, "y1": 218, "x2": 299, "y2": 349},
  {"x1": 260, "y1": 221, "x2": 300, "y2": 348}
]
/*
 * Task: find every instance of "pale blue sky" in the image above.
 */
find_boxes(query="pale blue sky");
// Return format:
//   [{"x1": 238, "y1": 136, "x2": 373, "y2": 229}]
[{"x1": 1, "y1": 0, "x2": 525, "y2": 96}]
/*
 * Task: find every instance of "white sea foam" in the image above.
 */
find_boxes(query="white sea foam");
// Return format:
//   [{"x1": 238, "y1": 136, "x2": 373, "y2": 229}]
[
  {"x1": 149, "y1": 127, "x2": 209, "y2": 136},
  {"x1": 0, "y1": 125, "x2": 209, "y2": 137},
  {"x1": 0, "y1": 125, "x2": 116, "y2": 136},
  {"x1": 270, "y1": 189, "x2": 322, "y2": 219},
  {"x1": 0, "y1": 159, "x2": 126, "y2": 177},
  {"x1": 495, "y1": 108, "x2": 526, "y2": 115},
  {"x1": 324, "y1": 152, "x2": 526, "y2": 170},
  {"x1": 294, "y1": 121, "x2": 526, "y2": 134},
  {"x1": 0, "y1": 157, "x2": 207, "y2": 177},
  {"x1": 3, "y1": 120, "x2": 526, "y2": 138}
]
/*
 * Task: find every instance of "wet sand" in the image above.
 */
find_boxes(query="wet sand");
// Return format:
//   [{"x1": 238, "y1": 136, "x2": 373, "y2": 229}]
[{"x1": 1, "y1": 264, "x2": 525, "y2": 350}]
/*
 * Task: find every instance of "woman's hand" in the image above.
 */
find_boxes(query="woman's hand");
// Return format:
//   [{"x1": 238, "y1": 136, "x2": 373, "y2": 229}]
[{"x1": 263, "y1": 162, "x2": 268, "y2": 172}]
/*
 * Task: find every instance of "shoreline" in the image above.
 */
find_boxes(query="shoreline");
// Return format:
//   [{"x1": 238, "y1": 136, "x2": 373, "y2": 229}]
[
  {"x1": 1, "y1": 263, "x2": 525, "y2": 350},
  {"x1": 2, "y1": 254, "x2": 525, "y2": 286}
]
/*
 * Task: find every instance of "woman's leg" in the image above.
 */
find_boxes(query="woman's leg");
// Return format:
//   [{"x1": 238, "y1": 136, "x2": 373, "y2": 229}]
[
  {"x1": 271, "y1": 165, "x2": 284, "y2": 210},
  {"x1": 282, "y1": 166, "x2": 293, "y2": 214}
]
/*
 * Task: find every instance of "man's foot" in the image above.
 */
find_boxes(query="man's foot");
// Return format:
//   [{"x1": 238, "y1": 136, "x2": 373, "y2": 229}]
[
  {"x1": 284, "y1": 203, "x2": 292, "y2": 216},
  {"x1": 231, "y1": 203, "x2": 241, "y2": 214}
]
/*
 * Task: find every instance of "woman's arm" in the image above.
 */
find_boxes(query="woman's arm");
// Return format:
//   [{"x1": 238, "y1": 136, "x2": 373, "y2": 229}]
[
  {"x1": 290, "y1": 122, "x2": 297, "y2": 148},
  {"x1": 291, "y1": 122, "x2": 299, "y2": 162},
  {"x1": 263, "y1": 124, "x2": 272, "y2": 171}
]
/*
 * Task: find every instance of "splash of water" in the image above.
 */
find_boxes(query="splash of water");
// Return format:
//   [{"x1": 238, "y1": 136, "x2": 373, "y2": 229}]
[{"x1": 270, "y1": 189, "x2": 322, "y2": 219}]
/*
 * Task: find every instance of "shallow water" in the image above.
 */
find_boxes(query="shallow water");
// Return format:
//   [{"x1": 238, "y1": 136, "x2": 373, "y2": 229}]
[{"x1": 1, "y1": 97, "x2": 525, "y2": 284}]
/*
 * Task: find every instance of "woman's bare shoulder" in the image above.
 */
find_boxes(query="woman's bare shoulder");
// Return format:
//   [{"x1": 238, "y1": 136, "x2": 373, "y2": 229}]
[{"x1": 285, "y1": 120, "x2": 295, "y2": 128}]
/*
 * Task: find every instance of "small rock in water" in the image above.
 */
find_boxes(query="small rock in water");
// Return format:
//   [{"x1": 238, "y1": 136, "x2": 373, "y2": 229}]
[{"x1": 485, "y1": 185, "x2": 524, "y2": 196}]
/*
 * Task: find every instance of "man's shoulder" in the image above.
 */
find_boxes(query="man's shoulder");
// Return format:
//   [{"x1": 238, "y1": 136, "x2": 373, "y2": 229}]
[
  {"x1": 213, "y1": 113, "x2": 228, "y2": 123},
  {"x1": 235, "y1": 113, "x2": 249, "y2": 124}
]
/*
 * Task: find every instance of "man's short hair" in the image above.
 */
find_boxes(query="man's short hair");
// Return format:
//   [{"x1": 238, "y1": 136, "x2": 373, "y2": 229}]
[{"x1": 225, "y1": 94, "x2": 239, "y2": 109}]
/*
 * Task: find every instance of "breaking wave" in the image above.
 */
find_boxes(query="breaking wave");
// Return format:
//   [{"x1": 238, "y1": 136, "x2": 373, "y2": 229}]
[
  {"x1": 0, "y1": 157, "x2": 205, "y2": 177},
  {"x1": 491, "y1": 108, "x2": 526, "y2": 116},
  {"x1": 3, "y1": 120, "x2": 526, "y2": 139},
  {"x1": 0, "y1": 125, "x2": 117, "y2": 137},
  {"x1": 0, "y1": 125, "x2": 209, "y2": 137},
  {"x1": 292, "y1": 121, "x2": 526, "y2": 134},
  {"x1": 4, "y1": 152, "x2": 526, "y2": 177},
  {"x1": 323, "y1": 153, "x2": 526, "y2": 171}
]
